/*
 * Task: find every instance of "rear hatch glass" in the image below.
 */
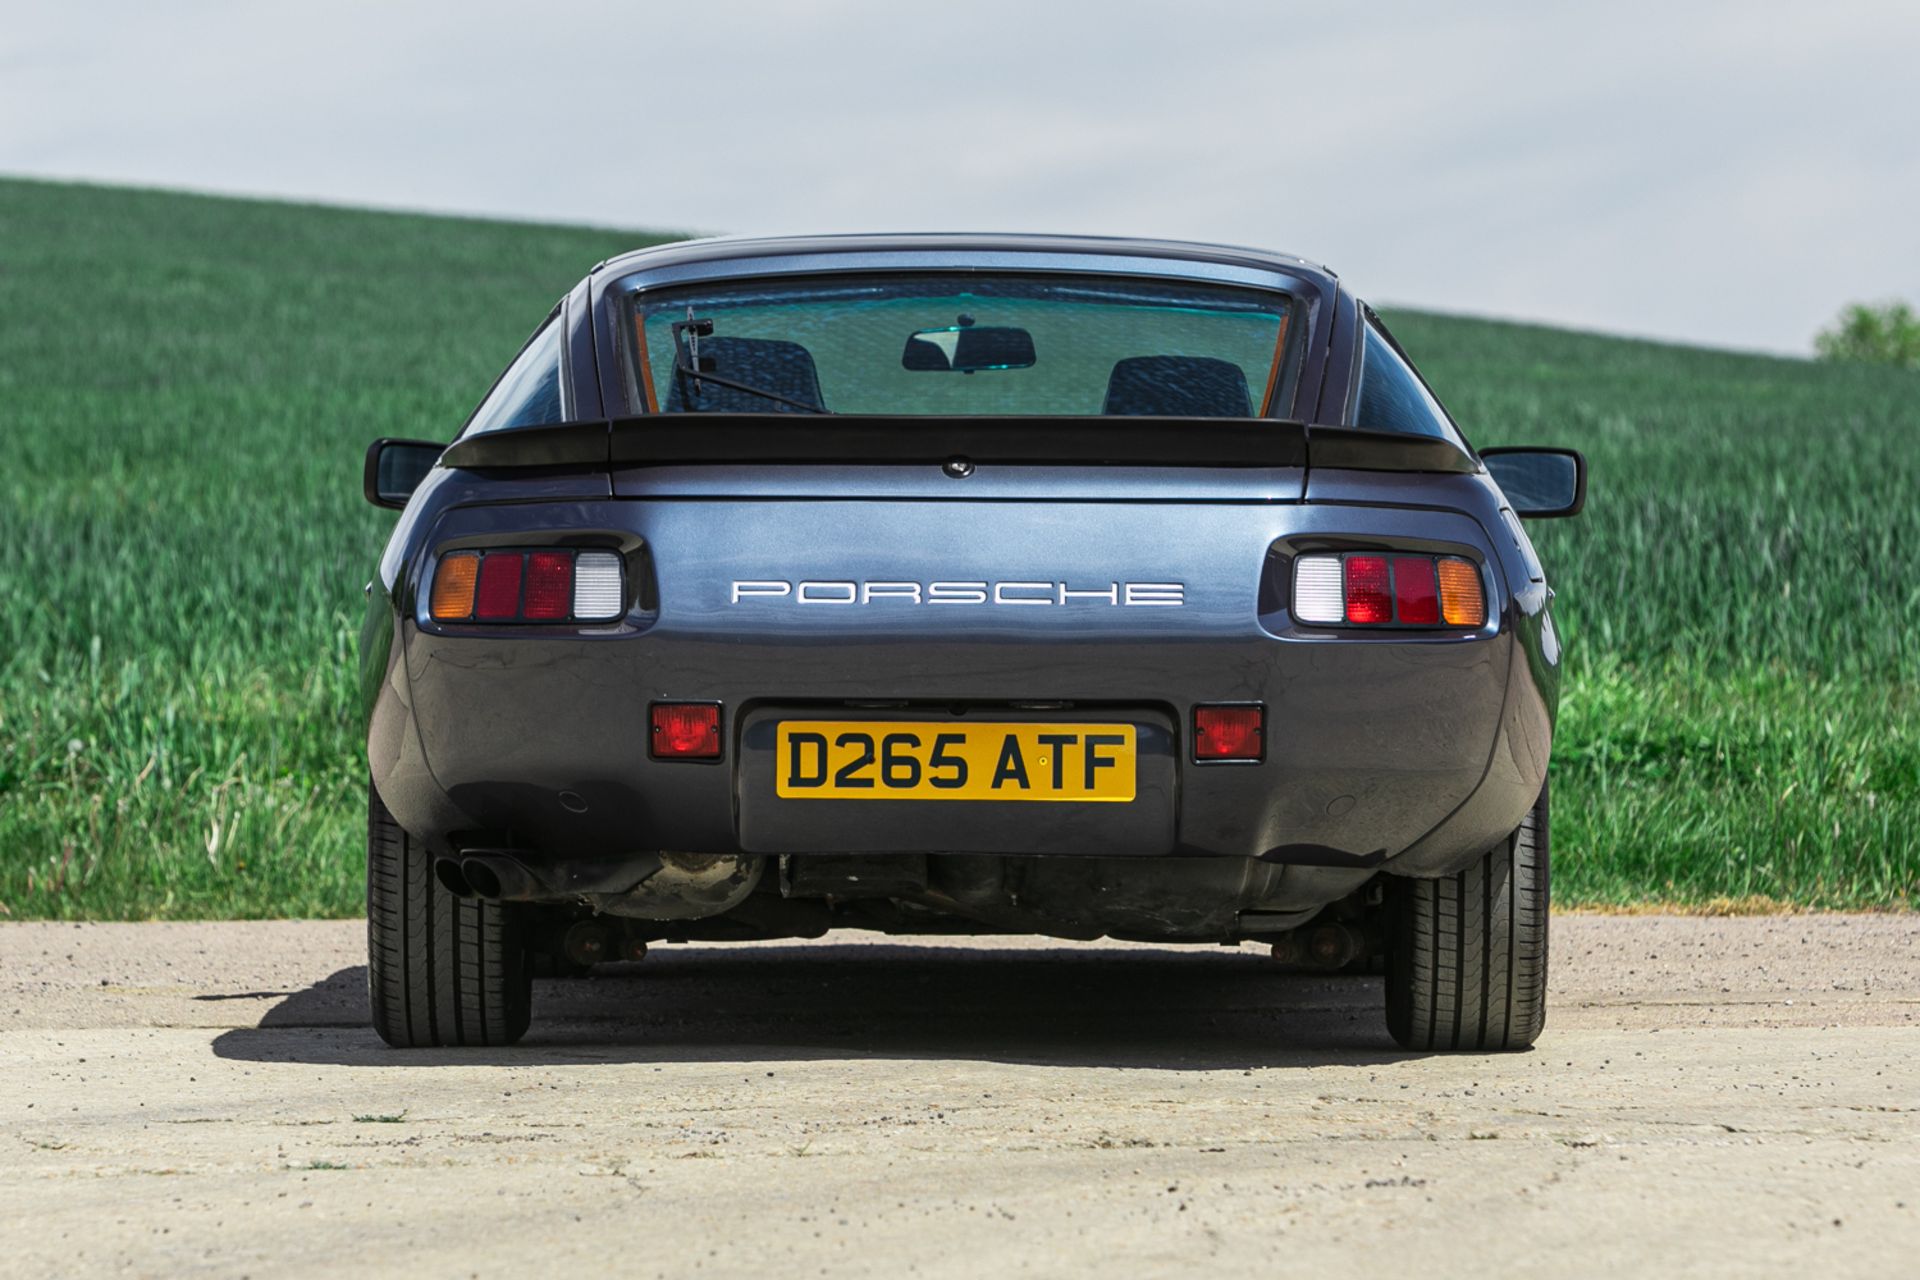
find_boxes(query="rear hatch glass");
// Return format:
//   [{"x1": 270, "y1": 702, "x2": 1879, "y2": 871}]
[{"x1": 629, "y1": 273, "x2": 1295, "y2": 418}]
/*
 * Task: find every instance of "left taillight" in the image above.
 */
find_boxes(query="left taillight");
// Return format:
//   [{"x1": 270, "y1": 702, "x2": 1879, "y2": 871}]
[
  {"x1": 1291, "y1": 552, "x2": 1486, "y2": 629},
  {"x1": 428, "y1": 549, "x2": 625, "y2": 624}
]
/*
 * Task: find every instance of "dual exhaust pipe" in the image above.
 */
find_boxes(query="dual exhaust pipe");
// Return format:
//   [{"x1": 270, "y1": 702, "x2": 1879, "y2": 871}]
[{"x1": 435, "y1": 852, "x2": 542, "y2": 902}]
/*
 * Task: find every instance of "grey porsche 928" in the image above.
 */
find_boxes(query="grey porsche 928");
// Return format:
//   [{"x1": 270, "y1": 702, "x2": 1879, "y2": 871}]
[{"x1": 361, "y1": 233, "x2": 1585, "y2": 1051}]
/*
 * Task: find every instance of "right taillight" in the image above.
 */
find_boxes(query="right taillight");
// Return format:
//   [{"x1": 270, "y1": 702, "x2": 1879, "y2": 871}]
[{"x1": 1292, "y1": 552, "x2": 1485, "y2": 629}]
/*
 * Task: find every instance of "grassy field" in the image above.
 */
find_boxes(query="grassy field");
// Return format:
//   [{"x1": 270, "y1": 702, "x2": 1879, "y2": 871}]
[{"x1": 0, "y1": 176, "x2": 1914, "y2": 918}]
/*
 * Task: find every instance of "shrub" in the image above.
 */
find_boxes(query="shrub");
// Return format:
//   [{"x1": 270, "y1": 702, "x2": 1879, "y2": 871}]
[{"x1": 1814, "y1": 300, "x2": 1920, "y2": 370}]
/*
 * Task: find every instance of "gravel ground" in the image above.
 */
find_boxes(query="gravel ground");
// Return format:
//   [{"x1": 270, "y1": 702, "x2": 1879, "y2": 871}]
[{"x1": 2, "y1": 915, "x2": 1916, "y2": 1277}]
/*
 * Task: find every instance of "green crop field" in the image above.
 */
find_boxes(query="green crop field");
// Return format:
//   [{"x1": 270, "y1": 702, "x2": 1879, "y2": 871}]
[{"x1": 0, "y1": 176, "x2": 1914, "y2": 919}]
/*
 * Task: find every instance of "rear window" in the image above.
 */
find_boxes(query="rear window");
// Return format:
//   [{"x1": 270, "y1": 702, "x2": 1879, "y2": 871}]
[
  {"x1": 1353, "y1": 315, "x2": 1460, "y2": 442},
  {"x1": 628, "y1": 274, "x2": 1295, "y2": 417}
]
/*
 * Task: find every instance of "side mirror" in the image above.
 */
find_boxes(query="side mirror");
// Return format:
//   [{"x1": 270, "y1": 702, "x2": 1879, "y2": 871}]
[
  {"x1": 364, "y1": 439, "x2": 444, "y2": 510},
  {"x1": 1480, "y1": 447, "x2": 1586, "y2": 518}
]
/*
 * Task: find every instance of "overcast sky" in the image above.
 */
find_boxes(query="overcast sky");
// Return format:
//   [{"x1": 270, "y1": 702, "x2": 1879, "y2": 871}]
[{"x1": 5, "y1": 0, "x2": 1915, "y2": 354}]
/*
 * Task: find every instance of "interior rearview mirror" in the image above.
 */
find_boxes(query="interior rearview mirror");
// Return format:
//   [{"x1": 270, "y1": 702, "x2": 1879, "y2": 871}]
[
  {"x1": 1480, "y1": 447, "x2": 1586, "y2": 518},
  {"x1": 364, "y1": 438, "x2": 444, "y2": 510},
  {"x1": 902, "y1": 325, "x2": 1037, "y2": 373}
]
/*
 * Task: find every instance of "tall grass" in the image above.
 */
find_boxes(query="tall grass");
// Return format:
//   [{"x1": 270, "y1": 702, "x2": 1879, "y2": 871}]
[{"x1": 0, "y1": 177, "x2": 1913, "y2": 916}]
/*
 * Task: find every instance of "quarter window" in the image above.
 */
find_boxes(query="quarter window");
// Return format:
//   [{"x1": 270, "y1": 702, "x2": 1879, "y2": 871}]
[
  {"x1": 464, "y1": 316, "x2": 567, "y2": 436},
  {"x1": 1354, "y1": 314, "x2": 1458, "y2": 442}
]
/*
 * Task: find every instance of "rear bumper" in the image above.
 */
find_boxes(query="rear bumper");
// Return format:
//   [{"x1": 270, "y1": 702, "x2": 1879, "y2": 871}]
[{"x1": 370, "y1": 614, "x2": 1547, "y2": 874}]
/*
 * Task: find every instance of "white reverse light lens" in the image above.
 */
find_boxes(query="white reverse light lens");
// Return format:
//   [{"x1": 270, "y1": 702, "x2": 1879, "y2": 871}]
[
  {"x1": 1292, "y1": 555, "x2": 1345, "y2": 624},
  {"x1": 572, "y1": 551, "x2": 625, "y2": 621}
]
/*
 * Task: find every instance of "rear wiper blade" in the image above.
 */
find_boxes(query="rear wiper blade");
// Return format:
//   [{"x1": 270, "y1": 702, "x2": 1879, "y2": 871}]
[{"x1": 671, "y1": 313, "x2": 829, "y2": 414}]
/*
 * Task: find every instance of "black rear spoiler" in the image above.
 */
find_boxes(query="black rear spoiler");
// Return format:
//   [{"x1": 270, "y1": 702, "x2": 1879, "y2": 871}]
[{"x1": 439, "y1": 414, "x2": 1478, "y2": 475}]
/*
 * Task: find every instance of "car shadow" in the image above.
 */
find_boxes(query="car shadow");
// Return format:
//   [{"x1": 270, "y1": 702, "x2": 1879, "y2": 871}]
[{"x1": 210, "y1": 942, "x2": 1429, "y2": 1070}]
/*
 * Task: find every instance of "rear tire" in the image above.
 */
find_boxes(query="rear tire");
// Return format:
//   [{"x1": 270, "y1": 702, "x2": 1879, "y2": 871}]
[
  {"x1": 367, "y1": 783, "x2": 532, "y2": 1047},
  {"x1": 1385, "y1": 782, "x2": 1548, "y2": 1051}
]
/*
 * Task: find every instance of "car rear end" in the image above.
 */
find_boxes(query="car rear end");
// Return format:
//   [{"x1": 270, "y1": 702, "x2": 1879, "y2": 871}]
[{"x1": 360, "y1": 238, "x2": 1567, "y2": 1051}]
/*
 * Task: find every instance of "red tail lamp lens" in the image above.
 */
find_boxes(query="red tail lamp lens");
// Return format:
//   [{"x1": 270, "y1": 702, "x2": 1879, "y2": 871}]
[
  {"x1": 523, "y1": 551, "x2": 573, "y2": 620},
  {"x1": 1194, "y1": 705, "x2": 1264, "y2": 761},
  {"x1": 651, "y1": 703, "x2": 721, "y2": 759},
  {"x1": 1343, "y1": 556, "x2": 1391, "y2": 624},
  {"x1": 1392, "y1": 556, "x2": 1440, "y2": 624},
  {"x1": 474, "y1": 553, "x2": 524, "y2": 619}
]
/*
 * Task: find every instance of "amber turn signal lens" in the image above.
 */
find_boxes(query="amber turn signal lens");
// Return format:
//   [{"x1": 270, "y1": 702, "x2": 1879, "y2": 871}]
[
  {"x1": 429, "y1": 552, "x2": 480, "y2": 620},
  {"x1": 1436, "y1": 557, "x2": 1485, "y2": 626}
]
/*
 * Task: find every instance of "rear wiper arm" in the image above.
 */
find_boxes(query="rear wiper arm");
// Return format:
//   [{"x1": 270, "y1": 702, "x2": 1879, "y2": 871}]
[{"x1": 671, "y1": 314, "x2": 830, "y2": 414}]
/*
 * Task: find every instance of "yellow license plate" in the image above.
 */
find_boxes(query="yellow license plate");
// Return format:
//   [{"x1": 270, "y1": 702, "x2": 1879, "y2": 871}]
[{"x1": 775, "y1": 721, "x2": 1136, "y2": 802}]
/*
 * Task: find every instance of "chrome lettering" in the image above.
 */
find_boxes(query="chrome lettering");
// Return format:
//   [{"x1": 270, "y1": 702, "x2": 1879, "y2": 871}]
[
  {"x1": 1124, "y1": 582, "x2": 1185, "y2": 607},
  {"x1": 730, "y1": 579, "x2": 1187, "y2": 607}
]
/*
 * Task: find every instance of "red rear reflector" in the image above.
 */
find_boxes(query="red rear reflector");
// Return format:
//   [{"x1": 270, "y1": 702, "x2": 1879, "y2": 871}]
[
  {"x1": 1194, "y1": 705, "x2": 1264, "y2": 761},
  {"x1": 1344, "y1": 555, "x2": 1391, "y2": 624},
  {"x1": 474, "y1": 552, "x2": 524, "y2": 620},
  {"x1": 651, "y1": 703, "x2": 721, "y2": 759},
  {"x1": 523, "y1": 550, "x2": 573, "y2": 620},
  {"x1": 1392, "y1": 556, "x2": 1440, "y2": 624}
]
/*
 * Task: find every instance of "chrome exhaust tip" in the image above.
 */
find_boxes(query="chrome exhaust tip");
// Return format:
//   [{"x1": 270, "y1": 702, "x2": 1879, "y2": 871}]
[{"x1": 459, "y1": 853, "x2": 541, "y2": 902}]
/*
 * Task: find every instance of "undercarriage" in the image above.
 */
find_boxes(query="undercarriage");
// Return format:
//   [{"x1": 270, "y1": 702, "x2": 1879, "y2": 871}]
[{"x1": 436, "y1": 848, "x2": 1385, "y2": 966}]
